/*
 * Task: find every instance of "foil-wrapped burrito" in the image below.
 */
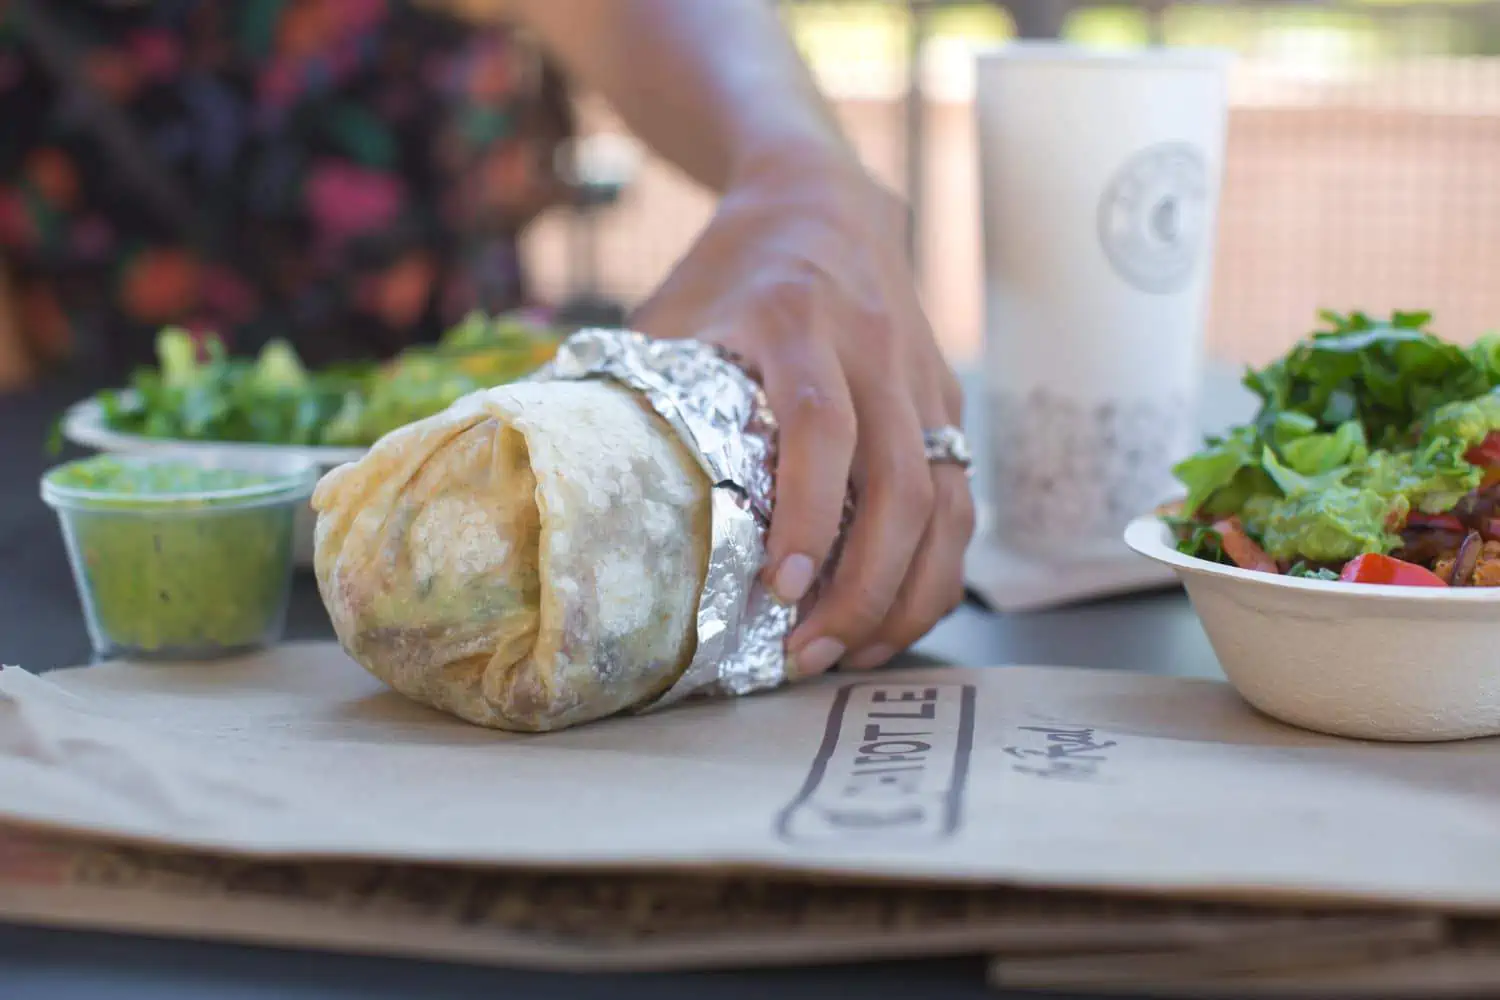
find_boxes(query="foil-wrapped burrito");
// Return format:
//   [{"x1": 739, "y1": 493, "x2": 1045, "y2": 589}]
[{"x1": 312, "y1": 330, "x2": 794, "y2": 732}]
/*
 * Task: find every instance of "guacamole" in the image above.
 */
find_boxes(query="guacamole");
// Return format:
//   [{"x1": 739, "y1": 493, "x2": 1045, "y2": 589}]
[{"x1": 42, "y1": 455, "x2": 312, "y2": 658}]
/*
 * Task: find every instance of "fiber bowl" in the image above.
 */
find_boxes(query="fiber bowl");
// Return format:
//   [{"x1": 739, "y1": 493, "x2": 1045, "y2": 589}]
[{"x1": 1124, "y1": 516, "x2": 1500, "y2": 742}]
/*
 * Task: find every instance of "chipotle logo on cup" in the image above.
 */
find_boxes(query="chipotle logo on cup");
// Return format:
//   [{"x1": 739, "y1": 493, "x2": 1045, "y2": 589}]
[
  {"x1": 1097, "y1": 141, "x2": 1211, "y2": 295},
  {"x1": 776, "y1": 683, "x2": 976, "y2": 845}
]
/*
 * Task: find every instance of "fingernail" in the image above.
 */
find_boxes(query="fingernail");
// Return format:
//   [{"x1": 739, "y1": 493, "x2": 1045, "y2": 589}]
[
  {"x1": 789, "y1": 637, "x2": 845, "y2": 679},
  {"x1": 845, "y1": 644, "x2": 896, "y2": 671},
  {"x1": 772, "y1": 553, "x2": 816, "y2": 606}
]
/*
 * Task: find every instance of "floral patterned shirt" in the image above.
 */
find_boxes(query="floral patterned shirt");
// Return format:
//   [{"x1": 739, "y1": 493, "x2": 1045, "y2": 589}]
[{"x1": 0, "y1": 0, "x2": 571, "y2": 374}]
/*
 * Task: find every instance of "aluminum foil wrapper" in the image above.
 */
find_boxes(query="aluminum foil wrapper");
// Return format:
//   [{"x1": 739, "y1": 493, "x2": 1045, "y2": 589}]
[{"x1": 533, "y1": 327, "x2": 791, "y2": 710}]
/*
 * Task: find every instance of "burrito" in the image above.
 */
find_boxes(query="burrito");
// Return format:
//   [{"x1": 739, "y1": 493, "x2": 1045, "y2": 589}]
[{"x1": 312, "y1": 378, "x2": 712, "y2": 732}]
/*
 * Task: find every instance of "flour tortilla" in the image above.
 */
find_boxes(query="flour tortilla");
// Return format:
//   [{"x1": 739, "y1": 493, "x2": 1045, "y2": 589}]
[{"x1": 312, "y1": 379, "x2": 712, "y2": 731}]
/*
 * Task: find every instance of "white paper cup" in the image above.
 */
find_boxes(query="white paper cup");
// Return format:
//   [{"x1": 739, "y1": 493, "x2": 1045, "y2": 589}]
[{"x1": 977, "y1": 43, "x2": 1231, "y2": 559}]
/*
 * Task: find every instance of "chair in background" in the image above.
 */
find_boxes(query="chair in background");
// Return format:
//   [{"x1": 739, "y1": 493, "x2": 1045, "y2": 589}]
[{"x1": 551, "y1": 134, "x2": 642, "y2": 331}]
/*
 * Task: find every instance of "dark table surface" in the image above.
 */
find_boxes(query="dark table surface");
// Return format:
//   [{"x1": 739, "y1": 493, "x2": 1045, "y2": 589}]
[{"x1": 0, "y1": 377, "x2": 1225, "y2": 1000}]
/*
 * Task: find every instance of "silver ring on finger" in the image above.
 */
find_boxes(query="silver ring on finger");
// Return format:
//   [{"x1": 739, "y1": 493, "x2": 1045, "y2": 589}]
[{"x1": 922, "y1": 425, "x2": 973, "y2": 476}]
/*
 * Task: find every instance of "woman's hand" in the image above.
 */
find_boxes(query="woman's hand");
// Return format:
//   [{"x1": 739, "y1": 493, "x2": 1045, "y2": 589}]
[
  {"x1": 509, "y1": 0, "x2": 970, "y2": 672},
  {"x1": 633, "y1": 155, "x2": 975, "y2": 678}
]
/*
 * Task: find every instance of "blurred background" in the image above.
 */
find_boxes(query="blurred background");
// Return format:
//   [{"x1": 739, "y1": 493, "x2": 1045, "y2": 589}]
[
  {"x1": 4, "y1": 0, "x2": 1499, "y2": 383},
  {"x1": 517, "y1": 0, "x2": 1500, "y2": 369}
]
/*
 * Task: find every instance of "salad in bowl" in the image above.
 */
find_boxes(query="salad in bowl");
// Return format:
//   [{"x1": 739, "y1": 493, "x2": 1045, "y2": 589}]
[
  {"x1": 70, "y1": 309, "x2": 561, "y2": 454},
  {"x1": 1164, "y1": 310, "x2": 1500, "y2": 588},
  {"x1": 60, "y1": 310, "x2": 561, "y2": 566},
  {"x1": 1128, "y1": 311, "x2": 1500, "y2": 742}
]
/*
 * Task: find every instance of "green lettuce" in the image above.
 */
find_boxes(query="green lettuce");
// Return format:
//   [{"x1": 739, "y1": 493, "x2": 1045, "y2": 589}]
[
  {"x1": 1162, "y1": 514, "x2": 1229, "y2": 565},
  {"x1": 1170, "y1": 309, "x2": 1500, "y2": 565},
  {"x1": 251, "y1": 339, "x2": 310, "y2": 393},
  {"x1": 1279, "y1": 419, "x2": 1367, "y2": 476},
  {"x1": 1286, "y1": 562, "x2": 1340, "y2": 581},
  {"x1": 88, "y1": 313, "x2": 559, "y2": 448},
  {"x1": 1258, "y1": 446, "x2": 1349, "y2": 498},
  {"x1": 1243, "y1": 486, "x2": 1404, "y2": 563},
  {"x1": 1245, "y1": 311, "x2": 1491, "y2": 447},
  {"x1": 1468, "y1": 335, "x2": 1500, "y2": 384},
  {"x1": 157, "y1": 326, "x2": 200, "y2": 390},
  {"x1": 1171, "y1": 425, "x2": 1264, "y2": 515},
  {"x1": 1230, "y1": 437, "x2": 1478, "y2": 564}
]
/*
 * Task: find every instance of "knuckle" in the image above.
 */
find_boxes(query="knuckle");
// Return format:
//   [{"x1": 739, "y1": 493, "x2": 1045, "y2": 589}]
[
  {"x1": 785, "y1": 386, "x2": 857, "y2": 442},
  {"x1": 758, "y1": 261, "x2": 835, "y2": 327},
  {"x1": 761, "y1": 259, "x2": 821, "y2": 298},
  {"x1": 750, "y1": 275, "x2": 823, "y2": 347}
]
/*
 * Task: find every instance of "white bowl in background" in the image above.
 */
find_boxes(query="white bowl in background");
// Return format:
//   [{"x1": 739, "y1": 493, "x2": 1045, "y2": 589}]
[
  {"x1": 61, "y1": 397, "x2": 362, "y2": 567},
  {"x1": 1125, "y1": 516, "x2": 1500, "y2": 742}
]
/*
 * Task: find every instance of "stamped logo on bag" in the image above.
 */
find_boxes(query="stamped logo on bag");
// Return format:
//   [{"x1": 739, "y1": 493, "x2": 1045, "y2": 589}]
[
  {"x1": 1097, "y1": 142, "x2": 1210, "y2": 295},
  {"x1": 776, "y1": 682, "x2": 975, "y2": 845}
]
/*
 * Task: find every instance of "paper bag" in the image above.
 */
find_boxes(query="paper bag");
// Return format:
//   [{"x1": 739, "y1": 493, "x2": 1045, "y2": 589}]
[
  {"x1": 2, "y1": 644, "x2": 1499, "y2": 912},
  {"x1": 989, "y1": 920, "x2": 1500, "y2": 998},
  {"x1": 3, "y1": 824, "x2": 1442, "y2": 973}
]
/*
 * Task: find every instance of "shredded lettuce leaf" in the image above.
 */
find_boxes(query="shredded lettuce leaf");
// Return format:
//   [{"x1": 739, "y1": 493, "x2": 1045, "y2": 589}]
[
  {"x1": 1171, "y1": 426, "x2": 1257, "y2": 514},
  {"x1": 1246, "y1": 311, "x2": 1492, "y2": 447},
  {"x1": 88, "y1": 312, "x2": 560, "y2": 448},
  {"x1": 1171, "y1": 310, "x2": 1500, "y2": 567},
  {"x1": 1163, "y1": 514, "x2": 1229, "y2": 565},
  {"x1": 1286, "y1": 562, "x2": 1340, "y2": 581},
  {"x1": 1243, "y1": 486, "x2": 1404, "y2": 563}
]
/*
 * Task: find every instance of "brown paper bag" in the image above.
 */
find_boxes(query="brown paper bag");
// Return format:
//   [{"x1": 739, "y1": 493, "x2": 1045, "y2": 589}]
[
  {"x1": 3, "y1": 644, "x2": 1499, "y2": 912},
  {"x1": 6, "y1": 644, "x2": 1500, "y2": 987},
  {"x1": 988, "y1": 915, "x2": 1446, "y2": 991},
  {"x1": 5, "y1": 823, "x2": 1446, "y2": 973},
  {"x1": 989, "y1": 934, "x2": 1500, "y2": 999}
]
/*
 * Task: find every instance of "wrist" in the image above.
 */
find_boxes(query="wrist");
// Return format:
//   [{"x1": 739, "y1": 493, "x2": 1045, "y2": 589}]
[
  {"x1": 726, "y1": 126, "x2": 861, "y2": 196},
  {"x1": 725, "y1": 136, "x2": 900, "y2": 230}
]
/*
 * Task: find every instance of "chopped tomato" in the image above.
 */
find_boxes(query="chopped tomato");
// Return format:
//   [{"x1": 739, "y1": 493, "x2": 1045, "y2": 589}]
[
  {"x1": 1463, "y1": 430, "x2": 1500, "y2": 468},
  {"x1": 1211, "y1": 517, "x2": 1279, "y2": 574},
  {"x1": 1405, "y1": 512, "x2": 1466, "y2": 533},
  {"x1": 1339, "y1": 553, "x2": 1449, "y2": 587}
]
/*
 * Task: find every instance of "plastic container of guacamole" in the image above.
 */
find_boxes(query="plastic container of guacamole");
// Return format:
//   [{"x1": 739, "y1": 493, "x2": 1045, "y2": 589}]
[{"x1": 41, "y1": 452, "x2": 318, "y2": 660}]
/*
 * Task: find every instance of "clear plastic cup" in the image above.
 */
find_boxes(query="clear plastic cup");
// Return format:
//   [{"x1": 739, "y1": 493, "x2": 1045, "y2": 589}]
[{"x1": 41, "y1": 452, "x2": 319, "y2": 661}]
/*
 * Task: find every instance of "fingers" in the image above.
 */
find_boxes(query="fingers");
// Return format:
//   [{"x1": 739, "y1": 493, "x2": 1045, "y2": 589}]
[
  {"x1": 830, "y1": 357, "x2": 974, "y2": 673},
  {"x1": 630, "y1": 189, "x2": 970, "y2": 681},
  {"x1": 758, "y1": 321, "x2": 858, "y2": 620},
  {"x1": 788, "y1": 389, "x2": 932, "y2": 678},
  {"x1": 842, "y1": 463, "x2": 975, "y2": 669}
]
